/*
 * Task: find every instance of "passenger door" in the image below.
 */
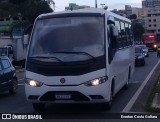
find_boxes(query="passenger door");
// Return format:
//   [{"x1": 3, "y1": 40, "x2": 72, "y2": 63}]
[{"x1": 107, "y1": 17, "x2": 125, "y2": 94}]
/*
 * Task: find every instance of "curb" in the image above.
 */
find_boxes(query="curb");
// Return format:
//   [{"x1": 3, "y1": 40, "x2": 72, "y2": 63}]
[
  {"x1": 122, "y1": 59, "x2": 160, "y2": 113},
  {"x1": 152, "y1": 93, "x2": 160, "y2": 109},
  {"x1": 130, "y1": 59, "x2": 160, "y2": 113}
]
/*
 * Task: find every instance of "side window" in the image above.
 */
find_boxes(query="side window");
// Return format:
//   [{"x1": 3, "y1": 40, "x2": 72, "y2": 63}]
[
  {"x1": 125, "y1": 23, "x2": 130, "y2": 46},
  {"x1": 120, "y1": 21, "x2": 126, "y2": 47},
  {"x1": 1, "y1": 59, "x2": 11, "y2": 69},
  {"x1": 107, "y1": 16, "x2": 117, "y2": 64},
  {"x1": 129, "y1": 24, "x2": 133, "y2": 45},
  {"x1": 115, "y1": 19, "x2": 122, "y2": 49}
]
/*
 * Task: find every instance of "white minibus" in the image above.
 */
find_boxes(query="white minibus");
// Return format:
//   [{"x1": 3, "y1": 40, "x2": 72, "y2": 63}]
[{"x1": 24, "y1": 8, "x2": 135, "y2": 110}]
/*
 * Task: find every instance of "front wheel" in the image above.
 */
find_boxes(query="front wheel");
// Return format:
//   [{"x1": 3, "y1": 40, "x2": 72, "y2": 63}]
[
  {"x1": 142, "y1": 60, "x2": 145, "y2": 66},
  {"x1": 123, "y1": 69, "x2": 130, "y2": 90},
  {"x1": 32, "y1": 103, "x2": 45, "y2": 111},
  {"x1": 101, "y1": 89, "x2": 113, "y2": 110},
  {"x1": 123, "y1": 80, "x2": 129, "y2": 90}
]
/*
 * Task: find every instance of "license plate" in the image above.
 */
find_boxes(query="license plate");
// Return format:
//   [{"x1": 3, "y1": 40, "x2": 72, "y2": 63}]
[{"x1": 55, "y1": 93, "x2": 71, "y2": 100}]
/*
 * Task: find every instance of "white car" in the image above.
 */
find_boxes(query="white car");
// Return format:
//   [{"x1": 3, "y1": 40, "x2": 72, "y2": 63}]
[{"x1": 135, "y1": 45, "x2": 149, "y2": 57}]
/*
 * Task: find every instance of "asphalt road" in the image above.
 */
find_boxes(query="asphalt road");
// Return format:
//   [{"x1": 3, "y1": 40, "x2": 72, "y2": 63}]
[{"x1": 0, "y1": 52, "x2": 159, "y2": 120}]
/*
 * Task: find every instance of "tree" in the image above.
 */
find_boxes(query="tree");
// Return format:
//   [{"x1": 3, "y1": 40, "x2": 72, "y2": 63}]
[
  {"x1": 0, "y1": 2, "x2": 17, "y2": 18},
  {"x1": 9, "y1": 0, "x2": 27, "y2": 4},
  {"x1": 0, "y1": 0, "x2": 53, "y2": 36},
  {"x1": 132, "y1": 22, "x2": 145, "y2": 41},
  {"x1": 128, "y1": 14, "x2": 137, "y2": 20},
  {"x1": 15, "y1": 0, "x2": 53, "y2": 23}
]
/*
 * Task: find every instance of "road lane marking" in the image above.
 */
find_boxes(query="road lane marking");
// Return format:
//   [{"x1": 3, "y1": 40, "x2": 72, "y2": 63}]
[
  {"x1": 18, "y1": 84, "x2": 24, "y2": 86},
  {"x1": 130, "y1": 81, "x2": 141, "y2": 83},
  {"x1": 122, "y1": 59, "x2": 160, "y2": 113},
  {"x1": 18, "y1": 78, "x2": 24, "y2": 81}
]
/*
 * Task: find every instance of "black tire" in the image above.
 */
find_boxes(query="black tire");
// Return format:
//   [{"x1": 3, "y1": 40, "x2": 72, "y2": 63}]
[
  {"x1": 32, "y1": 103, "x2": 45, "y2": 111},
  {"x1": 123, "y1": 78, "x2": 129, "y2": 90},
  {"x1": 101, "y1": 83, "x2": 114, "y2": 110},
  {"x1": 101, "y1": 102, "x2": 111, "y2": 110},
  {"x1": 9, "y1": 78, "x2": 18, "y2": 94},
  {"x1": 142, "y1": 60, "x2": 145, "y2": 66},
  {"x1": 105, "y1": 91, "x2": 113, "y2": 110},
  {"x1": 146, "y1": 54, "x2": 149, "y2": 57},
  {"x1": 123, "y1": 68, "x2": 131, "y2": 90}
]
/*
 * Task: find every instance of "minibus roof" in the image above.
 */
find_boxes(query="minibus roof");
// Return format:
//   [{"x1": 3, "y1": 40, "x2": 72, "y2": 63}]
[{"x1": 37, "y1": 8, "x2": 131, "y2": 22}]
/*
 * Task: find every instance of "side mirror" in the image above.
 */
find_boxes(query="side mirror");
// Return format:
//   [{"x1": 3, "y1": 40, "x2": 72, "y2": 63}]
[
  {"x1": 112, "y1": 26, "x2": 118, "y2": 36},
  {"x1": 23, "y1": 34, "x2": 29, "y2": 45}
]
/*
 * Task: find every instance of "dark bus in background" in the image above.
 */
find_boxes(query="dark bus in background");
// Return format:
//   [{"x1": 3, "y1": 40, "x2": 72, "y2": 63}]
[{"x1": 141, "y1": 33, "x2": 157, "y2": 51}]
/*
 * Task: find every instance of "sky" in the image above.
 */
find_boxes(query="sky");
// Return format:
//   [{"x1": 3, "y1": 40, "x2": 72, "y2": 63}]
[{"x1": 53, "y1": 0, "x2": 142, "y2": 11}]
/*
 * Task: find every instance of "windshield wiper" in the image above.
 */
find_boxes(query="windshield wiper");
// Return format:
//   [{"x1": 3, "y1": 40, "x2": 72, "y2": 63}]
[
  {"x1": 30, "y1": 56, "x2": 63, "y2": 62},
  {"x1": 53, "y1": 52, "x2": 96, "y2": 61}
]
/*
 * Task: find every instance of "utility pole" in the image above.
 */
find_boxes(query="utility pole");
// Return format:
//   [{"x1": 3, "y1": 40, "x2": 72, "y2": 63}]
[{"x1": 95, "y1": 0, "x2": 97, "y2": 8}]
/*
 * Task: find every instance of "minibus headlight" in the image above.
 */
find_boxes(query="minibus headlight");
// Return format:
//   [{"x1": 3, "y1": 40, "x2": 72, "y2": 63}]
[
  {"x1": 84, "y1": 77, "x2": 108, "y2": 86},
  {"x1": 25, "y1": 79, "x2": 43, "y2": 87}
]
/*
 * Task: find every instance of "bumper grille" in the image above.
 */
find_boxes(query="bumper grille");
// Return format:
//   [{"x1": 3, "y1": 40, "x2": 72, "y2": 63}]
[{"x1": 39, "y1": 91, "x2": 90, "y2": 101}]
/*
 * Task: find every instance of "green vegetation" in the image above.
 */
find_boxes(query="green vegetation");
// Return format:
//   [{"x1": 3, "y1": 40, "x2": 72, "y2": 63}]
[
  {"x1": 0, "y1": 0, "x2": 54, "y2": 23},
  {"x1": 145, "y1": 75, "x2": 160, "y2": 112},
  {"x1": 13, "y1": 0, "x2": 54, "y2": 23},
  {"x1": 0, "y1": 2, "x2": 17, "y2": 18},
  {"x1": 0, "y1": 0, "x2": 54, "y2": 36},
  {"x1": 128, "y1": 14, "x2": 137, "y2": 20},
  {"x1": 132, "y1": 22, "x2": 145, "y2": 41}
]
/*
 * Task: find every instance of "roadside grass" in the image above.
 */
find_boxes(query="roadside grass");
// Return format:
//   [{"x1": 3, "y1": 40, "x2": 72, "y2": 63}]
[{"x1": 145, "y1": 74, "x2": 160, "y2": 112}]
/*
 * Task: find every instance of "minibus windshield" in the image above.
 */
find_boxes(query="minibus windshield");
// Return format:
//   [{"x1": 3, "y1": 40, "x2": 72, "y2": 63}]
[{"x1": 29, "y1": 16, "x2": 105, "y2": 62}]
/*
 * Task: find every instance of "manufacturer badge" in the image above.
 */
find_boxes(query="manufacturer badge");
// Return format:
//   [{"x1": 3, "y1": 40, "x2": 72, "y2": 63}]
[{"x1": 60, "y1": 78, "x2": 65, "y2": 83}]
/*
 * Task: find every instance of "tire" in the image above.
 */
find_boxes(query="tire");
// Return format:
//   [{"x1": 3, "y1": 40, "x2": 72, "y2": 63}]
[
  {"x1": 101, "y1": 83, "x2": 114, "y2": 110},
  {"x1": 9, "y1": 78, "x2": 18, "y2": 94},
  {"x1": 32, "y1": 103, "x2": 45, "y2": 111},
  {"x1": 142, "y1": 60, "x2": 145, "y2": 66},
  {"x1": 123, "y1": 68, "x2": 130, "y2": 90},
  {"x1": 123, "y1": 79, "x2": 129, "y2": 90},
  {"x1": 105, "y1": 90, "x2": 113, "y2": 110}
]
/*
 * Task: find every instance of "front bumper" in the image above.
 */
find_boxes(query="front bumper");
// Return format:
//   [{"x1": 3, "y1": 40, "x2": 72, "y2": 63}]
[
  {"x1": 135, "y1": 58, "x2": 145, "y2": 65},
  {"x1": 25, "y1": 82, "x2": 110, "y2": 104}
]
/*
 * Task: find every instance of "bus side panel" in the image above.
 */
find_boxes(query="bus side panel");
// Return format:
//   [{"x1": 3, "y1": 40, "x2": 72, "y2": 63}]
[{"x1": 108, "y1": 47, "x2": 134, "y2": 95}]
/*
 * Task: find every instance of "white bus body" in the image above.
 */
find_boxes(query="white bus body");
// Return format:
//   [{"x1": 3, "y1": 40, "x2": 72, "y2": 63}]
[{"x1": 25, "y1": 8, "x2": 134, "y2": 110}]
